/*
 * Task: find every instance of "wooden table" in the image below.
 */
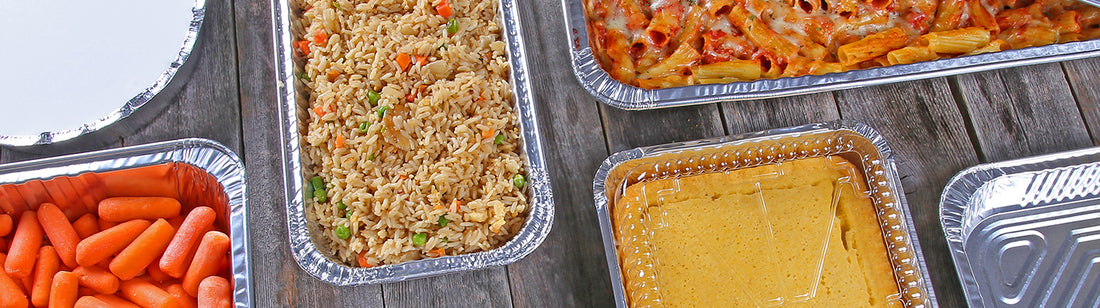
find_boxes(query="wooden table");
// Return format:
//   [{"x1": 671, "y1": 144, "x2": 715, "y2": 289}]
[{"x1": 3, "y1": 0, "x2": 1099, "y2": 306}]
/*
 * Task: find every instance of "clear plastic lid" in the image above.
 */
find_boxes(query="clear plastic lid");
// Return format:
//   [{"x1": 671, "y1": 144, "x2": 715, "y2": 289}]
[{"x1": 596, "y1": 122, "x2": 934, "y2": 307}]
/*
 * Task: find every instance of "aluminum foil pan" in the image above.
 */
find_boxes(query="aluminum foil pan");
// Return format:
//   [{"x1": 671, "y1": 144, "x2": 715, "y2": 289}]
[
  {"x1": 0, "y1": 0, "x2": 206, "y2": 146},
  {"x1": 0, "y1": 138, "x2": 250, "y2": 307},
  {"x1": 273, "y1": 0, "x2": 554, "y2": 285},
  {"x1": 561, "y1": 0, "x2": 1100, "y2": 109},
  {"x1": 940, "y1": 147, "x2": 1100, "y2": 307},
  {"x1": 593, "y1": 121, "x2": 937, "y2": 307}
]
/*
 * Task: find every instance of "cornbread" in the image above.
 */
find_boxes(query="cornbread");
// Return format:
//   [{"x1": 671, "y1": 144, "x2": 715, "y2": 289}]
[{"x1": 614, "y1": 156, "x2": 899, "y2": 307}]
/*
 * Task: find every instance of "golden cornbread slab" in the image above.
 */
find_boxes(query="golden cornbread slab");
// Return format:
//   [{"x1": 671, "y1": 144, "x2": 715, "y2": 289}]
[
  {"x1": 593, "y1": 122, "x2": 936, "y2": 308},
  {"x1": 615, "y1": 157, "x2": 899, "y2": 307}
]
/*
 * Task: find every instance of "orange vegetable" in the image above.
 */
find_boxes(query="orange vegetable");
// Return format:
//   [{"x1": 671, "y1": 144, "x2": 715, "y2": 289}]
[
  {"x1": 146, "y1": 261, "x2": 170, "y2": 283},
  {"x1": 75, "y1": 296, "x2": 113, "y2": 308},
  {"x1": 165, "y1": 284, "x2": 196, "y2": 308},
  {"x1": 427, "y1": 248, "x2": 446, "y2": 258},
  {"x1": 0, "y1": 214, "x2": 10, "y2": 237},
  {"x1": 481, "y1": 127, "x2": 496, "y2": 140},
  {"x1": 38, "y1": 203, "x2": 82, "y2": 268},
  {"x1": 181, "y1": 232, "x2": 230, "y2": 296},
  {"x1": 98, "y1": 165, "x2": 177, "y2": 198},
  {"x1": 435, "y1": 0, "x2": 453, "y2": 18},
  {"x1": 0, "y1": 254, "x2": 30, "y2": 308},
  {"x1": 96, "y1": 219, "x2": 118, "y2": 232},
  {"x1": 90, "y1": 294, "x2": 140, "y2": 308},
  {"x1": 160, "y1": 207, "x2": 215, "y2": 279},
  {"x1": 109, "y1": 219, "x2": 175, "y2": 280},
  {"x1": 5, "y1": 211, "x2": 43, "y2": 280},
  {"x1": 195, "y1": 276, "x2": 231, "y2": 308},
  {"x1": 50, "y1": 271, "x2": 79, "y2": 308},
  {"x1": 313, "y1": 30, "x2": 328, "y2": 46},
  {"x1": 72, "y1": 214, "x2": 99, "y2": 239},
  {"x1": 415, "y1": 55, "x2": 427, "y2": 66},
  {"x1": 31, "y1": 246, "x2": 60, "y2": 307},
  {"x1": 76, "y1": 220, "x2": 152, "y2": 267},
  {"x1": 72, "y1": 173, "x2": 106, "y2": 212},
  {"x1": 119, "y1": 278, "x2": 179, "y2": 308},
  {"x1": 98, "y1": 197, "x2": 180, "y2": 222},
  {"x1": 335, "y1": 134, "x2": 346, "y2": 148},
  {"x1": 396, "y1": 52, "x2": 411, "y2": 71},
  {"x1": 450, "y1": 200, "x2": 461, "y2": 213},
  {"x1": 313, "y1": 106, "x2": 326, "y2": 117},
  {"x1": 357, "y1": 251, "x2": 372, "y2": 268},
  {"x1": 42, "y1": 177, "x2": 85, "y2": 221},
  {"x1": 294, "y1": 40, "x2": 311, "y2": 55},
  {"x1": 326, "y1": 69, "x2": 340, "y2": 82},
  {"x1": 73, "y1": 266, "x2": 119, "y2": 295}
]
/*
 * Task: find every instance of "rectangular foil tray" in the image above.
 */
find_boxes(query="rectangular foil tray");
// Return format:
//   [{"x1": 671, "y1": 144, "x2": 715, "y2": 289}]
[
  {"x1": 0, "y1": 138, "x2": 250, "y2": 307},
  {"x1": 272, "y1": 0, "x2": 554, "y2": 285},
  {"x1": 593, "y1": 121, "x2": 937, "y2": 307},
  {"x1": 561, "y1": 0, "x2": 1100, "y2": 110},
  {"x1": 940, "y1": 146, "x2": 1100, "y2": 307}
]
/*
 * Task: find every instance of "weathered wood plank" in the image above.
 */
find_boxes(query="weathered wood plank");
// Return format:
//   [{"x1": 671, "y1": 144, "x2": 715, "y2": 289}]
[
  {"x1": 720, "y1": 92, "x2": 840, "y2": 135},
  {"x1": 1064, "y1": 58, "x2": 1100, "y2": 144},
  {"x1": 384, "y1": 268, "x2": 513, "y2": 307},
  {"x1": 952, "y1": 64, "x2": 1092, "y2": 163},
  {"x1": 834, "y1": 78, "x2": 978, "y2": 308},
  {"x1": 600, "y1": 104, "x2": 726, "y2": 152},
  {"x1": 233, "y1": 0, "x2": 386, "y2": 306},
  {"x1": 504, "y1": 0, "x2": 617, "y2": 306}
]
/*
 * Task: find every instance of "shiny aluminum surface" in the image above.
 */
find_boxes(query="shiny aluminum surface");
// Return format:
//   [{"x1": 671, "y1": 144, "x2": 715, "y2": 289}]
[
  {"x1": 0, "y1": 0, "x2": 207, "y2": 146},
  {"x1": 941, "y1": 147, "x2": 1100, "y2": 307},
  {"x1": 0, "y1": 138, "x2": 250, "y2": 307},
  {"x1": 561, "y1": 0, "x2": 1100, "y2": 109},
  {"x1": 593, "y1": 121, "x2": 937, "y2": 307},
  {"x1": 273, "y1": 0, "x2": 554, "y2": 285}
]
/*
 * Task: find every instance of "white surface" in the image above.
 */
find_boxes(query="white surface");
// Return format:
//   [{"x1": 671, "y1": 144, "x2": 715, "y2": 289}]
[{"x1": 0, "y1": 0, "x2": 195, "y2": 136}]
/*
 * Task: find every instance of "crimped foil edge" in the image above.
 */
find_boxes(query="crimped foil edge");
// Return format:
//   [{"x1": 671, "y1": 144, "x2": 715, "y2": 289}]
[
  {"x1": 593, "y1": 120, "x2": 938, "y2": 307},
  {"x1": 274, "y1": 0, "x2": 554, "y2": 285},
  {"x1": 0, "y1": 0, "x2": 208, "y2": 146},
  {"x1": 560, "y1": 0, "x2": 1100, "y2": 110},
  {"x1": 939, "y1": 146, "x2": 1100, "y2": 307},
  {"x1": 0, "y1": 138, "x2": 251, "y2": 307}
]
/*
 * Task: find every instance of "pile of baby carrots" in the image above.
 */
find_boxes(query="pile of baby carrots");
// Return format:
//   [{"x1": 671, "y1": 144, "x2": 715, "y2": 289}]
[{"x1": 0, "y1": 193, "x2": 233, "y2": 308}]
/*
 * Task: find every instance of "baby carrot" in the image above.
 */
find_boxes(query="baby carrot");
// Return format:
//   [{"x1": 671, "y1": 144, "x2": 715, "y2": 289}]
[
  {"x1": 196, "y1": 276, "x2": 231, "y2": 308},
  {"x1": 165, "y1": 284, "x2": 196, "y2": 308},
  {"x1": 75, "y1": 220, "x2": 152, "y2": 267},
  {"x1": 397, "y1": 52, "x2": 411, "y2": 71},
  {"x1": 98, "y1": 165, "x2": 177, "y2": 198},
  {"x1": 119, "y1": 278, "x2": 179, "y2": 308},
  {"x1": 98, "y1": 197, "x2": 180, "y2": 222},
  {"x1": 181, "y1": 231, "x2": 230, "y2": 296},
  {"x1": 0, "y1": 254, "x2": 30, "y2": 308},
  {"x1": 146, "y1": 261, "x2": 170, "y2": 283},
  {"x1": 71, "y1": 214, "x2": 99, "y2": 239},
  {"x1": 73, "y1": 266, "x2": 119, "y2": 295},
  {"x1": 42, "y1": 177, "x2": 85, "y2": 221},
  {"x1": 0, "y1": 214, "x2": 11, "y2": 236},
  {"x1": 74, "y1": 296, "x2": 112, "y2": 308},
  {"x1": 109, "y1": 219, "x2": 175, "y2": 280},
  {"x1": 90, "y1": 295, "x2": 140, "y2": 308},
  {"x1": 95, "y1": 218, "x2": 117, "y2": 232},
  {"x1": 50, "y1": 271, "x2": 79, "y2": 308},
  {"x1": 160, "y1": 207, "x2": 215, "y2": 278},
  {"x1": 31, "y1": 246, "x2": 60, "y2": 307},
  {"x1": 6, "y1": 211, "x2": 43, "y2": 280},
  {"x1": 38, "y1": 203, "x2": 81, "y2": 268}
]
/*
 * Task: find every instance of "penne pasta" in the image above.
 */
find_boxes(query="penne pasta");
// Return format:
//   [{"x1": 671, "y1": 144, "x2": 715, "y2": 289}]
[
  {"x1": 640, "y1": 42, "x2": 702, "y2": 80},
  {"x1": 964, "y1": 39, "x2": 1009, "y2": 55},
  {"x1": 920, "y1": 27, "x2": 991, "y2": 53},
  {"x1": 887, "y1": 46, "x2": 939, "y2": 65},
  {"x1": 692, "y1": 60, "x2": 763, "y2": 81},
  {"x1": 932, "y1": 0, "x2": 967, "y2": 31},
  {"x1": 836, "y1": 27, "x2": 910, "y2": 66}
]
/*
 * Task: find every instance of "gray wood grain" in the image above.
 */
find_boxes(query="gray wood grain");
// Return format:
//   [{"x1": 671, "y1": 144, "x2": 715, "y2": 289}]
[
  {"x1": 834, "y1": 78, "x2": 978, "y2": 308},
  {"x1": 720, "y1": 92, "x2": 841, "y2": 135},
  {"x1": 503, "y1": 0, "x2": 617, "y2": 306},
  {"x1": 385, "y1": 268, "x2": 513, "y2": 307},
  {"x1": 600, "y1": 104, "x2": 727, "y2": 152},
  {"x1": 1064, "y1": 58, "x2": 1100, "y2": 144},
  {"x1": 233, "y1": 0, "x2": 387, "y2": 306},
  {"x1": 952, "y1": 64, "x2": 1092, "y2": 163}
]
